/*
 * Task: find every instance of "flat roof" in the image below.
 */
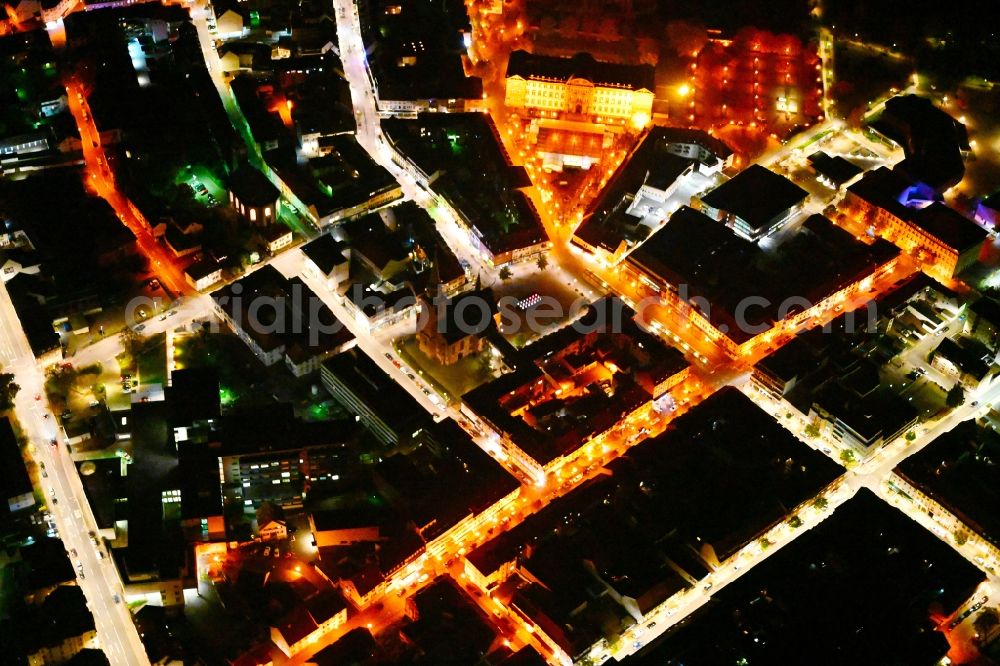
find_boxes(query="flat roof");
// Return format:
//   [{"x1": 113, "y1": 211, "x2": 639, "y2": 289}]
[
  {"x1": 700, "y1": 164, "x2": 807, "y2": 231},
  {"x1": 302, "y1": 233, "x2": 349, "y2": 276},
  {"x1": 808, "y1": 150, "x2": 863, "y2": 184},
  {"x1": 631, "y1": 489, "x2": 983, "y2": 664},
  {"x1": 628, "y1": 208, "x2": 900, "y2": 343},
  {"x1": 578, "y1": 127, "x2": 732, "y2": 253},
  {"x1": 897, "y1": 420, "x2": 1000, "y2": 548},
  {"x1": 910, "y1": 202, "x2": 987, "y2": 254}
]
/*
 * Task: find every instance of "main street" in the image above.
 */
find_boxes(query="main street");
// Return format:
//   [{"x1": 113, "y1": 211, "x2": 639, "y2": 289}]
[
  {"x1": 1, "y1": 281, "x2": 150, "y2": 666},
  {"x1": 64, "y1": 80, "x2": 190, "y2": 298}
]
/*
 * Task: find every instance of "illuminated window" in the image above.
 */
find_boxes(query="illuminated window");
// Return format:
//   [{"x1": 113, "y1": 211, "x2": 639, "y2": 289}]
[
  {"x1": 265, "y1": 207, "x2": 271, "y2": 217},
  {"x1": 250, "y1": 208, "x2": 257, "y2": 222}
]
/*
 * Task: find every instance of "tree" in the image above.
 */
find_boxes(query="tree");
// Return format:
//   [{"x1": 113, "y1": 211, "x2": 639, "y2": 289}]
[
  {"x1": 973, "y1": 609, "x2": 999, "y2": 641},
  {"x1": 498, "y1": 266, "x2": 513, "y2": 281},
  {"x1": 953, "y1": 530, "x2": 968, "y2": 546},
  {"x1": 840, "y1": 449, "x2": 856, "y2": 465},
  {"x1": 812, "y1": 496, "x2": 829, "y2": 511},
  {"x1": 536, "y1": 255, "x2": 549, "y2": 271},
  {"x1": 905, "y1": 430, "x2": 917, "y2": 441},
  {"x1": 946, "y1": 384, "x2": 966, "y2": 408},
  {"x1": 0, "y1": 373, "x2": 20, "y2": 410},
  {"x1": 803, "y1": 423, "x2": 820, "y2": 438},
  {"x1": 788, "y1": 515, "x2": 803, "y2": 529},
  {"x1": 119, "y1": 327, "x2": 145, "y2": 360}
]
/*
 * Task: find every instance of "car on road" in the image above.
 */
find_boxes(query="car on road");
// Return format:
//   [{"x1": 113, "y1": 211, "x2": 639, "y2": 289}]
[
  {"x1": 384, "y1": 352, "x2": 393, "y2": 360},
  {"x1": 407, "y1": 373, "x2": 416, "y2": 380},
  {"x1": 134, "y1": 324, "x2": 146, "y2": 332}
]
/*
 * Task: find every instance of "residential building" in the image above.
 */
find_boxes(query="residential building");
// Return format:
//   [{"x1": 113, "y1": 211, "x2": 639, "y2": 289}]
[
  {"x1": 184, "y1": 258, "x2": 223, "y2": 291},
  {"x1": 302, "y1": 233, "x2": 351, "y2": 291}
]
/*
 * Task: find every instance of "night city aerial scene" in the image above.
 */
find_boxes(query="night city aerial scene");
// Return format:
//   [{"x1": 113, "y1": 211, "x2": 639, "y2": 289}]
[{"x1": 3, "y1": 0, "x2": 1000, "y2": 663}]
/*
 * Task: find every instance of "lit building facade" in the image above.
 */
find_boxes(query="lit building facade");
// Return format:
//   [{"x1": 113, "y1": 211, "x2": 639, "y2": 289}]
[{"x1": 504, "y1": 51, "x2": 654, "y2": 126}]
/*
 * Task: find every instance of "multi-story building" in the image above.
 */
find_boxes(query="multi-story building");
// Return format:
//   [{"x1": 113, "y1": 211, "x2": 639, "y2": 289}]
[
  {"x1": 212, "y1": 265, "x2": 355, "y2": 376},
  {"x1": 320, "y1": 348, "x2": 429, "y2": 446},
  {"x1": 846, "y1": 167, "x2": 987, "y2": 281},
  {"x1": 696, "y1": 164, "x2": 808, "y2": 241},
  {"x1": 504, "y1": 51, "x2": 655, "y2": 126}
]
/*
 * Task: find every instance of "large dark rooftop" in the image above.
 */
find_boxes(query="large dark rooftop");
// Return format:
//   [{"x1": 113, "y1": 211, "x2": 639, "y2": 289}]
[
  {"x1": 626, "y1": 489, "x2": 984, "y2": 665},
  {"x1": 628, "y1": 208, "x2": 900, "y2": 343},
  {"x1": 700, "y1": 164, "x2": 808, "y2": 232},
  {"x1": 506, "y1": 50, "x2": 655, "y2": 91},
  {"x1": 897, "y1": 420, "x2": 1000, "y2": 549}
]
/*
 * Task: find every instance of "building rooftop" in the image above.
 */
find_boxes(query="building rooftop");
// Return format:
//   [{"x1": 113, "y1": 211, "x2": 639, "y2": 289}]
[
  {"x1": 506, "y1": 50, "x2": 655, "y2": 91},
  {"x1": 577, "y1": 127, "x2": 731, "y2": 253},
  {"x1": 185, "y1": 258, "x2": 221, "y2": 281},
  {"x1": 910, "y1": 202, "x2": 987, "y2": 255},
  {"x1": 399, "y1": 578, "x2": 498, "y2": 664},
  {"x1": 700, "y1": 164, "x2": 807, "y2": 232},
  {"x1": 383, "y1": 113, "x2": 546, "y2": 259},
  {"x1": 628, "y1": 489, "x2": 983, "y2": 665},
  {"x1": 628, "y1": 208, "x2": 900, "y2": 343},
  {"x1": 464, "y1": 297, "x2": 688, "y2": 465},
  {"x1": 320, "y1": 348, "x2": 429, "y2": 436},
  {"x1": 310, "y1": 627, "x2": 376, "y2": 666},
  {"x1": 807, "y1": 150, "x2": 863, "y2": 185},
  {"x1": 469, "y1": 388, "x2": 841, "y2": 656},
  {"x1": 0, "y1": 417, "x2": 32, "y2": 509},
  {"x1": 932, "y1": 337, "x2": 992, "y2": 381},
  {"x1": 302, "y1": 233, "x2": 349, "y2": 276},
  {"x1": 361, "y1": 0, "x2": 482, "y2": 102},
  {"x1": 229, "y1": 163, "x2": 280, "y2": 208},
  {"x1": 897, "y1": 420, "x2": 1000, "y2": 548},
  {"x1": 872, "y1": 94, "x2": 967, "y2": 191}
]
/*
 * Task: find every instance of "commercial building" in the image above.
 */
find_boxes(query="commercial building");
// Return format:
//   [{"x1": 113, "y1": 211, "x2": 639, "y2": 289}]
[
  {"x1": 624, "y1": 207, "x2": 900, "y2": 356},
  {"x1": 636, "y1": 490, "x2": 981, "y2": 665},
  {"x1": 465, "y1": 388, "x2": 841, "y2": 661},
  {"x1": 464, "y1": 297, "x2": 689, "y2": 467},
  {"x1": 574, "y1": 126, "x2": 732, "y2": 260},
  {"x1": 696, "y1": 164, "x2": 808, "y2": 241},
  {"x1": 846, "y1": 167, "x2": 987, "y2": 280},
  {"x1": 504, "y1": 51, "x2": 654, "y2": 126}
]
